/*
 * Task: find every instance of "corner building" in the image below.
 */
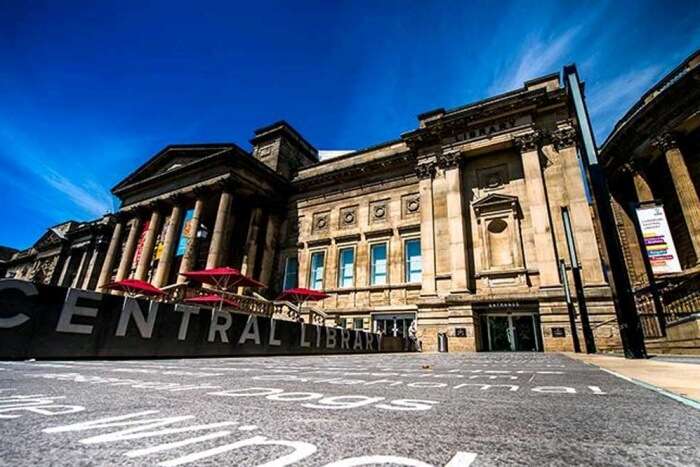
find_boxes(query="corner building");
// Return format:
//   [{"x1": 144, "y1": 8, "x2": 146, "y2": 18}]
[{"x1": 6, "y1": 71, "x2": 623, "y2": 353}]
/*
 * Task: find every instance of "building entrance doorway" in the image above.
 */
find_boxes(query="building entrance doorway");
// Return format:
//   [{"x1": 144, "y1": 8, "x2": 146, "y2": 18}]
[
  {"x1": 482, "y1": 313, "x2": 541, "y2": 351},
  {"x1": 373, "y1": 313, "x2": 415, "y2": 337}
]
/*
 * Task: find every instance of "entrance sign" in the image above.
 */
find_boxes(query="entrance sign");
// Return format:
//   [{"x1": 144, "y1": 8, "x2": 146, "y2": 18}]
[
  {"x1": 635, "y1": 204, "x2": 682, "y2": 275},
  {"x1": 0, "y1": 279, "x2": 393, "y2": 360}
]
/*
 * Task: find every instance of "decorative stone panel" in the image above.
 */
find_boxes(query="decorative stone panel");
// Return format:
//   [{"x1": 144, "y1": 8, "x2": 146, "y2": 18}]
[
  {"x1": 401, "y1": 193, "x2": 421, "y2": 218},
  {"x1": 476, "y1": 164, "x2": 508, "y2": 192},
  {"x1": 339, "y1": 205, "x2": 358, "y2": 229},
  {"x1": 311, "y1": 212, "x2": 330, "y2": 234},
  {"x1": 369, "y1": 200, "x2": 390, "y2": 225}
]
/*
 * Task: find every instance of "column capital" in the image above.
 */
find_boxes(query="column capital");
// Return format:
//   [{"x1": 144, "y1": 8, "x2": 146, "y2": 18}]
[
  {"x1": 653, "y1": 132, "x2": 680, "y2": 152},
  {"x1": 437, "y1": 151, "x2": 462, "y2": 170},
  {"x1": 415, "y1": 161, "x2": 437, "y2": 180},
  {"x1": 166, "y1": 192, "x2": 187, "y2": 206},
  {"x1": 514, "y1": 129, "x2": 543, "y2": 152},
  {"x1": 550, "y1": 126, "x2": 577, "y2": 151}
]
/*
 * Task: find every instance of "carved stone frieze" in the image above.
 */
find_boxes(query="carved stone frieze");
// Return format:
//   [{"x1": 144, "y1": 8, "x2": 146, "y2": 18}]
[
  {"x1": 513, "y1": 130, "x2": 543, "y2": 152},
  {"x1": 652, "y1": 132, "x2": 679, "y2": 152},
  {"x1": 339, "y1": 205, "x2": 358, "y2": 229},
  {"x1": 401, "y1": 193, "x2": 421, "y2": 218},
  {"x1": 369, "y1": 200, "x2": 389, "y2": 224},
  {"x1": 437, "y1": 151, "x2": 462, "y2": 169},
  {"x1": 415, "y1": 161, "x2": 436, "y2": 180},
  {"x1": 551, "y1": 126, "x2": 577, "y2": 150}
]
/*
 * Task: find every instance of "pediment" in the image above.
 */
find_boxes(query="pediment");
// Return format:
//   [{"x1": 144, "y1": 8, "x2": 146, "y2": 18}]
[
  {"x1": 33, "y1": 228, "x2": 68, "y2": 251},
  {"x1": 113, "y1": 145, "x2": 233, "y2": 191},
  {"x1": 472, "y1": 193, "x2": 520, "y2": 215}
]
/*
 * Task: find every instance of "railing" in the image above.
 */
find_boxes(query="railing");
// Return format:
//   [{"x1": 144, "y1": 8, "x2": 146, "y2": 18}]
[{"x1": 633, "y1": 275, "x2": 699, "y2": 338}]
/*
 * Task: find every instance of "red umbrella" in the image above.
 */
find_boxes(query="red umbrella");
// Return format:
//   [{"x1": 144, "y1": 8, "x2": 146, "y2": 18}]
[
  {"x1": 181, "y1": 267, "x2": 265, "y2": 291},
  {"x1": 276, "y1": 288, "x2": 329, "y2": 323},
  {"x1": 185, "y1": 294, "x2": 240, "y2": 310},
  {"x1": 276, "y1": 287, "x2": 330, "y2": 303},
  {"x1": 104, "y1": 279, "x2": 164, "y2": 297}
]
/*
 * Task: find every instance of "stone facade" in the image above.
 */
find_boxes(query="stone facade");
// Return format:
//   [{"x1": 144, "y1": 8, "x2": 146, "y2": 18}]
[
  {"x1": 600, "y1": 49, "x2": 700, "y2": 341},
  {"x1": 5, "y1": 69, "x2": 626, "y2": 353}
]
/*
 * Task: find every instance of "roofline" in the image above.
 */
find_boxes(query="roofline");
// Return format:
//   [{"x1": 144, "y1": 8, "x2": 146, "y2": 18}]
[{"x1": 601, "y1": 48, "x2": 700, "y2": 151}]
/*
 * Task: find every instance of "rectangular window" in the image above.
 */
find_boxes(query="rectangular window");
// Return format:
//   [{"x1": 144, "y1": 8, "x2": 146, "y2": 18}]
[
  {"x1": 309, "y1": 251, "x2": 325, "y2": 290},
  {"x1": 404, "y1": 238, "x2": 422, "y2": 283},
  {"x1": 339, "y1": 318, "x2": 347, "y2": 328},
  {"x1": 283, "y1": 257, "x2": 298, "y2": 289},
  {"x1": 353, "y1": 318, "x2": 364, "y2": 330},
  {"x1": 338, "y1": 247, "x2": 355, "y2": 288},
  {"x1": 370, "y1": 243, "x2": 388, "y2": 285}
]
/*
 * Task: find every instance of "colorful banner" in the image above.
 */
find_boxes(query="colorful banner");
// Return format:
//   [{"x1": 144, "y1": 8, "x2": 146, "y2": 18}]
[
  {"x1": 635, "y1": 204, "x2": 682, "y2": 275},
  {"x1": 176, "y1": 209, "x2": 194, "y2": 256}
]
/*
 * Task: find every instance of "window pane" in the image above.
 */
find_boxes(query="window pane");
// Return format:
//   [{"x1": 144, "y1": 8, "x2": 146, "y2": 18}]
[
  {"x1": 353, "y1": 318, "x2": 364, "y2": 330},
  {"x1": 338, "y1": 248, "x2": 354, "y2": 288},
  {"x1": 309, "y1": 252, "x2": 325, "y2": 290},
  {"x1": 405, "y1": 239, "x2": 422, "y2": 283},
  {"x1": 371, "y1": 243, "x2": 387, "y2": 285},
  {"x1": 283, "y1": 257, "x2": 298, "y2": 289}
]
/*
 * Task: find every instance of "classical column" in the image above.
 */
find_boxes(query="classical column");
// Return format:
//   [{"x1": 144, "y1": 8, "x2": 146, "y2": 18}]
[
  {"x1": 439, "y1": 151, "x2": 470, "y2": 293},
  {"x1": 552, "y1": 126, "x2": 605, "y2": 284},
  {"x1": 153, "y1": 202, "x2": 184, "y2": 288},
  {"x1": 633, "y1": 171, "x2": 654, "y2": 203},
  {"x1": 116, "y1": 217, "x2": 142, "y2": 281},
  {"x1": 57, "y1": 253, "x2": 73, "y2": 286},
  {"x1": 516, "y1": 131, "x2": 560, "y2": 286},
  {"x1": 178, "y1": 197, "x2": 205, "y2": 282},
  {"x1": 416, "y1": 160, "x2": 437, "y2": 295},
  {"x1": 206, "y1": 189, "x2": 233, "y2": 268},
  {"x1": 656, "y1": 133, "x2": 700, "y2": 259},
  {"x1": 258, "y1": 214, "x2": 280, "y2": 287},
  {"x1": 134, "y1": 209, "x2": 162, "y2": 281},
  {"x1": 81, "y1": 242, "x2": 101, "y2": 290},
  {"x1": 97, "y1": 220, "x2": 124, "y2": 291},
  {"x1": 241, "y1": 207, "x2": 263, "y2": 277},
  {"x1": 71, "y1": 249, "x2": 88, "y2": 288}
]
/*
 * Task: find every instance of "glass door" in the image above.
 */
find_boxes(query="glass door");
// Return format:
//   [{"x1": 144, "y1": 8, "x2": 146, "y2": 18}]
[
  {"x1": 512, "y1": 315, "x2": 538, "y2": 351},
  {"x1": 487, "y1": 316, "x2": 512, "y2": 351}
]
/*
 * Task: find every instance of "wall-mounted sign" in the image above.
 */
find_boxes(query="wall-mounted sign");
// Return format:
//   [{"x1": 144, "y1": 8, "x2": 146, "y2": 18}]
[
  {"x1": 455, "y1": 328, "x2": 467, "y2": 337},
  {"x1": 635, "y1": 204, "x2": 682, "y2": 275},
  {"x1": 551, "y1": 327, "x2": 566, "y2": 338}
]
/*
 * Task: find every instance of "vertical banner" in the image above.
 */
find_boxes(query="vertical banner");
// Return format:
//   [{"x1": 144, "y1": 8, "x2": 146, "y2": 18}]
[
  {"x1": 176, "y1": 208, "x2": 194, "y2": 256},
  {"x1": 635, "y1": 204, "x2": 682, "y2": 275}
]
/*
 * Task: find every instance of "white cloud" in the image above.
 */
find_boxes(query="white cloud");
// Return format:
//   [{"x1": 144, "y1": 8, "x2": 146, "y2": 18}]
[
  {"x1": 41, "y1": 169, "x2": 113, "y2": 218},
  {"x1": 587, "y1": 65, "x2": 664, "y2": 142},
  {"x1": 488, "y1": 26, "x2": 582, "y2": 95}
]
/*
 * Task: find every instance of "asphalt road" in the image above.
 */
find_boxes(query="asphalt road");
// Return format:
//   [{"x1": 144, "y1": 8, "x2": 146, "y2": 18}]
[{"x1": 1, "y1": 352, "x2": 699, "y2": 466}]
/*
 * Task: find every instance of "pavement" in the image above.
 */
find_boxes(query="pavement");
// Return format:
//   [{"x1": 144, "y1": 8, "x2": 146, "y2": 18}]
[
  {"x1": 565, "y1": 352, "x2": 700, "y2": 403},
  {"x1": 1, "y1": 352, "x2": 699, "y2": 466}
]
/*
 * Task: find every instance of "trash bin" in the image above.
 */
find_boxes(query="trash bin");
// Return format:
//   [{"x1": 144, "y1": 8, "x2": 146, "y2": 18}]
[{"x1": 437, "y1": 332, "x2": 448, "y2": 352}]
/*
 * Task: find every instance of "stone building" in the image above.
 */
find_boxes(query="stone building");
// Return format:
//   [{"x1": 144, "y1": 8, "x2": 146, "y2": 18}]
[
  {"x1": 601, "y1": 49, "x2": 700, "y2": 344},
  {"x1": 5, "y1": 68, "x2": 624, "y2": 353},
  {"x1": 4, "y1": 217, "x2": 115, "y2": 289}
]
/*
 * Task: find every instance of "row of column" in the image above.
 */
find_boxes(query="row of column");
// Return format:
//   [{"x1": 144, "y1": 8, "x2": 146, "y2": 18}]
[
  {"x1": 634, "y1": 133, "x2": 700, "y2": 260},
  {"x1": 96, "y1": 188, "x2": 279, "y2": 292}
]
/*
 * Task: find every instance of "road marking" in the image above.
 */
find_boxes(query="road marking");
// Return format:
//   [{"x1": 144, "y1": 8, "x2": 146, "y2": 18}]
[{"x1": 125, "y1": 431, "x2": 233, "y2": 458}]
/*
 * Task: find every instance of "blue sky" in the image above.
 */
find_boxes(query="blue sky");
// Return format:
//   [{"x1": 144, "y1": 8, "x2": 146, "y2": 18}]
[{"x1": 1, "y1": 0, "x2": 699, "y2": 249}]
